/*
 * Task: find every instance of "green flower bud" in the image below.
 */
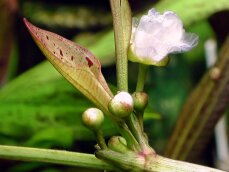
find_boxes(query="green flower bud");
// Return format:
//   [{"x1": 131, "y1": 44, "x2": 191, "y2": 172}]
[
  {"x1": 82, "y1": 108, "x2": 104, "y2": 131},
  {"x1": 132, "y1": 92, "x2": 148, "y2": 112},
  {"x1": 108, "y1": 91, "x2": 134, "y2": 118},
  {"x1": 108, "y1": 136, "x2": 129, "y2": 153}
]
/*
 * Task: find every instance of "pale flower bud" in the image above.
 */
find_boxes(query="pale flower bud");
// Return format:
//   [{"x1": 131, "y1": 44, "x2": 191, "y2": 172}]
[
  {"x1": 128, "y1": 9, "x2": 199, "y2": 66},
  {"x1": 108, "y1": 91, "x2": 134, "y2": 118},
  {"x1": 82, "y1": 108, "x2": 104, "y2": 131},
  {"x1": 108, "y1": 136, "x2": 129, "y2": 153}
]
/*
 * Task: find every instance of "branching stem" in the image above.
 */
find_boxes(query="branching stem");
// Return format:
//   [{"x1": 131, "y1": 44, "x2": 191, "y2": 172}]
[{"x1": 0, "y1": 145, "x2": 113, "y2": 170}]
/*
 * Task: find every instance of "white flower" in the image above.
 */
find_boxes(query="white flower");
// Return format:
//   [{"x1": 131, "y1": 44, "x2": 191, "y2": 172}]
[{"x1": 128, "y1": 9, "x2": 198, "y2": 66}]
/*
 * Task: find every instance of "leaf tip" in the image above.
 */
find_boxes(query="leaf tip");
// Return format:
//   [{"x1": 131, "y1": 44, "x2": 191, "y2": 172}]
[
  {"x1": 23, "y1": 17, "x2": 30, "y2": 29},
  {"x1": 23, "y1": 18, "x2": 37, "y2": 37}
]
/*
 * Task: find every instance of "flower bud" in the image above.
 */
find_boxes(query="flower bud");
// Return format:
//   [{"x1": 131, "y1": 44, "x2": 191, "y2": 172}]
[
  {"x1": 82, "y1": 108, "x2": 104, "y2": 131},
  {"x1": 108, "y1": 136, "x2": 129, "y2": 153},
  {"x1": 132, "y1": 92, "x2": 148, "y2": 112},
  {"x1": 108, "y1": 91, "x2": 134, "y2": 118}
]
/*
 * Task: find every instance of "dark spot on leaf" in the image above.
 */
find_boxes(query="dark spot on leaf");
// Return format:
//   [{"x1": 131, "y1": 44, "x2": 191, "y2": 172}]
[
  {"x1": 86, "y1": 57, "x2": 93, "y2": 67},
  {"x1": 46, "y1": 35, "x2": 49, "y2": 40},
  {"x1": 60, "y1": 49, "x2": 63, "y2": 56},
  {"x1": 53, "y1": 43, "x2": 55, "y2": 46},
  {"x1": 53, "y1": 51, "x2": 56, "y2": 54},
  {"x1": 71, "y1": 56, "x2": 74, "y2": 61}
]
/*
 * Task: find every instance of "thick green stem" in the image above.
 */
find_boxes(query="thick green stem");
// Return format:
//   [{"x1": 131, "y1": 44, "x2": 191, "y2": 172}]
[
  {"x1": 136, "y1": 64, "x2": 149, "y2": 92},
  {"x1": 0, "y1": 145, "x2": 113, "y2": 170},
  {"x1": 95, "y1": 130, "x2": 107, "y2": 149},
  {"x1": 110, "y1": 0, "x2": 132, "y2": 91},
  {"x1": 109, "y1": 0, "x2": 143, "y2": 153},
  {"x1": 96, "y1": 149, "x2": 224, "y2": 172}
]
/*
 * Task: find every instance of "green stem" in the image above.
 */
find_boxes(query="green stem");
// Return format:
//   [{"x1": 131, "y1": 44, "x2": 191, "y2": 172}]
[
  {"x1": 96, "y1": 149, "x2": 224, "y2": 172},
  {"x1": 95, "y1": 130, "x2": 107, "y2": 149},
  {"x1": 0, "y1": 145, "x2": 114, "y2": 170},
  {"x1": 109, "y1": 0, "x2": 143, "y2": 153},
  {"x1": 135, "y1": 63, "x2": 149, "y2": 132},
  {"x1": 137, "y1": 111, "x2": 144, "y2": 131},
  {"x1": 110, "y1": 0, "x2": 131, "y2": 91},
  {"x1": 117, "y1": 121, "x2": 141, "y2": 151},
  {"x1": 136, "y1": 63, "x2": 149, "y2": 92},
  {"x1": 125, "y1": 114, "x2": 153, "y2": 152}
]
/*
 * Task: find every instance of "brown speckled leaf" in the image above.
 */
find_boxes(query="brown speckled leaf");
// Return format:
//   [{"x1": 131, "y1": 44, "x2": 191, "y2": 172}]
[{"x1": 24, "y1": 18, "x2": 113, "y2": 115}]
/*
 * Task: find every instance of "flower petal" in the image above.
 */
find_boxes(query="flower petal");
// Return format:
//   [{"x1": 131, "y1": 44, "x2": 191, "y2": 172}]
[
  {"x1": 128, "y1": 8, "x2": 199, "y2": 66},
  {"x1": 168, "y1": 33, "x2": 199, "y2": 53}
]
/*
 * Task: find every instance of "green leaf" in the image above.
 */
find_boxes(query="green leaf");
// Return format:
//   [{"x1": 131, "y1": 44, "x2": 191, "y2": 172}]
[
  {"x1": 22, "y1": 1, "x2": 112, "y2": 30},
  {"x1": 25, "y1": 127, "x2": 74, "y2": 148},
  {"x1": 184, "y1": 20, "x2": 215, "y2": 63},
  {"x1": 155, "y1": 0, "x2": 229, "y2": 26},
  {"x1": 143, "y1": 111, "x2": 161, "y2": 121},
  {"x1": 24, "y1": 19, "x2": 113, "y2": 117},
  {"x1": 0, "y1": 62, "x2": 117, "y2": 145}
]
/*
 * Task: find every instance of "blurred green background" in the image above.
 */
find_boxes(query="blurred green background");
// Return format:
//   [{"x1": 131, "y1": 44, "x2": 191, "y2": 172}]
[{"x1": 0, "y1": 0, "x2": 228, "y2": 171}]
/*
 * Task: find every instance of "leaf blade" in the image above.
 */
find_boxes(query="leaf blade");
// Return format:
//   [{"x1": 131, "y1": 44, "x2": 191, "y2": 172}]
[{"x1": 24, "y1": 18, "x2": 113, "y2": 115}]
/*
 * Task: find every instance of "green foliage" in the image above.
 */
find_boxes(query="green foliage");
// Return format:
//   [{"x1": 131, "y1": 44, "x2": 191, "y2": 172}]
[
  {"x1": 185, "y1": 20, "x2": 215, "y2": 63},
  {"x1": 22, "y1": 2, "x2": 112, "y2": 29},
  {"x1": 2, "y1": 0, "x2": 227, "y2": 151},
  {"x1": 0, "y1": 62, "x2": 117, "y2": 147},
  {"x1": 145, "y1": 57, "x2": 191, "y2": 152},
  {"x1": 155, "y1": 0, "x2": 229, "y2": 26},
  {"x1": 0, "y1": 0, "x2": 228, "y2": 171}
]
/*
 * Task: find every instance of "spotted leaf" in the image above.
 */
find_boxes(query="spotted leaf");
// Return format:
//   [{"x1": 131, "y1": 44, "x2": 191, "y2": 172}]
[{"x1": 24, "y1": 18, "x2": 113, "y2": 115}]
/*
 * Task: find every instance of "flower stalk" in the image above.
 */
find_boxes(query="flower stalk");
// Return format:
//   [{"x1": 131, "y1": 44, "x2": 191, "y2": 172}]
[
  {"x1": 95, "y1": 130, "x2": 107, "y2": 150},
  {"x1": 109, "y1": 0, "x2": 147, "y2": 152},
  {"x1": 136, "y1": 64, "x2": 149, "y2": 92},
  {"x1": 110, "y1": 0, "x2": 132, "y2": 91},
  {"x1": 132, "y1": 91, "x2": 149, "y2": 130}
]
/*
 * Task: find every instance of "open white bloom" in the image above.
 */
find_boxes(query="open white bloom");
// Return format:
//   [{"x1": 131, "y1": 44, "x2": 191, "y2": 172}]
[{"x1": 128, "y1": 9, "x2": 199, "y2": 66}]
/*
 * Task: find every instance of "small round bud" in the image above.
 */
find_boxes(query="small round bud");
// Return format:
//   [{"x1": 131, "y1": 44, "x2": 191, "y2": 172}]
[
  {"x1": 132, "y1": 92, "x2": 148, "y2": 112},
  {"x1": 108, "y1": 136, "x2": 128, "y2": 153},
  {"x1": 108, "y1": 91, "x2": 134, "y2": 118},
  {"x1": 82, "y1": 108, "x2": 104, "y2": 131},
  {"x1": 210, "y1": 67, "x2": 221, "y2": 80}
]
